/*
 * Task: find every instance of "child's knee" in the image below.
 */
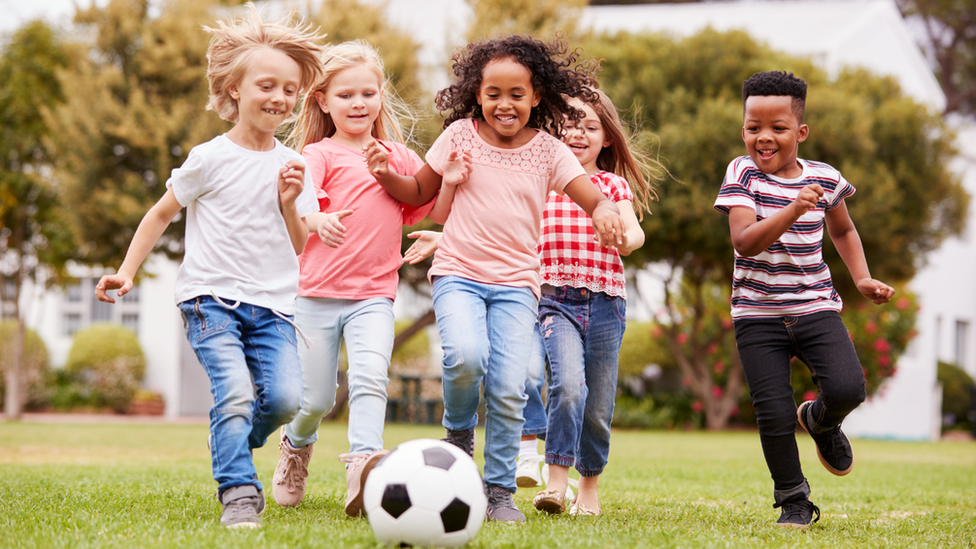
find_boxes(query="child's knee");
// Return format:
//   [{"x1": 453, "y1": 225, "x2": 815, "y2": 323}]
[
  {"x1": 823, "y1": 382, "x2": 866, "y2": 412},
  {"x1": 263, "y1": 385, "x2": 303, "y2": 423}
]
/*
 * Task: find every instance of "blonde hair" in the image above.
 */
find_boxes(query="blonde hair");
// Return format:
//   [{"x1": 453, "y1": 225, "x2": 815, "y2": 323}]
[
  {"x1": 578, "y1": 88, "x2": 661, "y2": 219},
  {"x1": 286, "y1": 40, "x2": 416, "y2": 152},
  {"x1": 204, "y1": 3, "x2": 326, "y2": 123}
]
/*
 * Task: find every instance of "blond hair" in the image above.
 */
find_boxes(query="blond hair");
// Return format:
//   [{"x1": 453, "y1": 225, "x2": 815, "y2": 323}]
[
  {"x1": 578, "y1": 88, "x2": 661, "y2": 219},
  {"x1": 204, "y1": 3, "x2": 326, "y2": 123},
  {"x1": 286, "y1": 40, "x2": 416, "y2": 152}
]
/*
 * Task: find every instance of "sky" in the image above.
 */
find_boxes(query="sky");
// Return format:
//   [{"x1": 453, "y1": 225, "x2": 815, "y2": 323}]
[{"x1": 0, "y1": 0, "x2": 102, "y2": 34}]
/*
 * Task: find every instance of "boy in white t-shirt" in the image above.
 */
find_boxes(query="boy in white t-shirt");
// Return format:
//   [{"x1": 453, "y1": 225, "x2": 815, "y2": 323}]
[
  {"x1": 714, "y1": 71, "x2": 894, "y2": 528},
  {"x1": 95, "y1": 5, "x2": 325, "y2": 529}
]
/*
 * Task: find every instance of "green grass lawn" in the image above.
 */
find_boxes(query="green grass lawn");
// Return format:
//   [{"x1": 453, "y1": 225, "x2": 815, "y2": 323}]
[{"x1": 1, "y1": 420, "x2": 973, "y2": 548}]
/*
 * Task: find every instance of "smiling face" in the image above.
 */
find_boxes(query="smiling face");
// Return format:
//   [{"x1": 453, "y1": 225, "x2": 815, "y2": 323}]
[
  {"x1": 228, "y1": 47, "x2": 302, "y2": 149},
  {"x1": 742, "y1": 95, "x2": 809, "y2": 179},
  {"x1": 476, "y1": 57, "x2": 541, "y2": 148},
  {"x1": 562, "y1": 100, "x2": 610, "y2": 175},
  {"x1": 315, "y1": 64, "x2": 383, "y2": 147}
]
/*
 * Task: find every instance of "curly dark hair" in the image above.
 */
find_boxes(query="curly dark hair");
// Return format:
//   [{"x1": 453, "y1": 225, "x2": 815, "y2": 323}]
[
  {"x1": 742, "y1": 70, "x2": 807, "y2": 122},
  {"x1": 436, "y1": 35, "x2": 600, "y2": 137}
]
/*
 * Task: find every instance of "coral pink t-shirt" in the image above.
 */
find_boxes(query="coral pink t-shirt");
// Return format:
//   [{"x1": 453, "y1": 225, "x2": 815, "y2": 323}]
[
  {"x1": 426, "y1": 119, "x2": 586, "y2": 299},
  {"x1": 298, "y1": 138, "x2": 431, "y2": 300}
]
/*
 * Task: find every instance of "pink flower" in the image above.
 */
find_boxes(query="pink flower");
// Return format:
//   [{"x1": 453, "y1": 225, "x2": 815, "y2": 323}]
[
  {"x1": 682, "y1": 376, "x2": 692, "y2": 388},
  {"x1": 711, "y1": 386, "x2": 724, "y2": 398},
  {"x1": 730, "y1": 406, "x2": 740, "y2": 417},
  {"x1": 878, "y1": 354, "x2": 891, "y2": 367},
  {"x1": 651, "y1": 325, "x2": 663, "y2": 338},
  {"x1": 721, "y1": 318, "x2": 733, "y2": 329},
  {"x1": 677, "y1": 332, "x2": 689, "y2": 345},
  {"x1": 865, "y1": 320, "x2": 877, "y2": 335},
  {"x1": 803, "y1": 390, "x2": 817, "y2": 402},
  {"x1": 707, "y1": 343, "x2": 719, "y2": 355},
  {"x1": 714, "y1": 361, "x2": 725, "y2": 374},
  {"x1": 874, "y1": 338, "x2": 891, "y2": 353},
  {"x1": 896, "y1": 297, "x2": 910, "y2": 310},
  {"x1": 691, "y1": 401, "x2": 703, "y2": 413}
]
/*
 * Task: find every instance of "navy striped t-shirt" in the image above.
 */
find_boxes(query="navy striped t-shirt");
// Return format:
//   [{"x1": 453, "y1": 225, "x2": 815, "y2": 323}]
[{"x1": 714, "y1": 156, "x2": 855, "y2": 319}]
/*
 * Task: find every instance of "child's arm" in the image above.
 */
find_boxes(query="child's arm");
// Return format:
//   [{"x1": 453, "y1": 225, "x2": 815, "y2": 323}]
[
  {"x1": 615, "y1": 200, "x2": 645, "y2": 256},
  {"x1": 428, "y1": 150, "x2": 472, "y2": 224},
  {"x1": 279, "y1": 160, "x2": 310, "y2": 255},
  {"x1": 364, "y1": 141, "x2": 441, "y2": 207},
  {"x1": 403, "y1": 230, "x2": 442, "y2": 264},
  {"x1": 728, "y1": 183, "x2": 823, "y2": 257},
  {"x1": 95, "y1": 189, "x2": 183, "y2": 303},
  {"x1": 825, "y1": 200, "x2": 895, "y2": 305},
  {"x1": 305, "y1": 210, "x2": 354, "y2": 247},
  {"x1": 563, "y1": 175, "x2": 624, "y2": 248}
]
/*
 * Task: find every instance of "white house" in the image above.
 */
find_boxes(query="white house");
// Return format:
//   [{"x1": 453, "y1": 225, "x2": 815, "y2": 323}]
[{"x1": 20, "y1": 0, "x2": 975, "y2": 438}]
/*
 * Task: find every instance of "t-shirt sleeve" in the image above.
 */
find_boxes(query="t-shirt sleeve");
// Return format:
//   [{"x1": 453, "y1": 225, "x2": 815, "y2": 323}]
[
  {"x1": 295, "y1": 162, "x2": 319, "y2": 217},
  {"x1": 301, "y1": 145, "x2": 332, "y2": 212},
  {"x1": 606, "y1": 172, "x2": 635, "y2": 203},
  {"x1": 166, "y1": 146, "x2": 208, "y2": 207},
  {"x1": 392, "y1": 144, "x2": 435, "y2": 225},
  {"x1": 548, "y1": 139, "x2": 588, "y2": 195},
  {"x1": 426, "y1": 121, "x2": 464, "y2": 176},
  {"x1": 714, "y1": 157, "x2": 756, "y2": 216},
  {"x1": 825, "y1": 173, "x2": 856, "y2": 211}
]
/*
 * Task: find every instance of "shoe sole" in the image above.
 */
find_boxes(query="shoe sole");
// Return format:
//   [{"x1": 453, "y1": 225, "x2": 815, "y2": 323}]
[
  {"x1": 533, "y1": 491, "x2": 566, "y2": 515},
  {"x1": 224, "y1": 521, "x2": 261, "y2": 529},
  {"x1": 796, "y1": 402, "x2": 853, "y2": 476},
  {"x1": 344, "y1": 451, "x2": 388, "y2": 517},
  {"x1": 775, "y1": 521, "x2": 810, "y2": 529},
  {"x1": 516, "y1": 475, "x2": 541, "y2": 488}
]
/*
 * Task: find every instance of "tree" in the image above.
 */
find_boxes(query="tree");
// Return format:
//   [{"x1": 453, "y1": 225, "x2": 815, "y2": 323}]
[
  {"x1": 464, "y1": 0, "x2": 586, "y2": 41},
  {"x1": 580, "y1": 28, "x2": 967, "y2": 429},
  {"x1": 0, "y1": 20, "x2": 75, "y2": 419}
]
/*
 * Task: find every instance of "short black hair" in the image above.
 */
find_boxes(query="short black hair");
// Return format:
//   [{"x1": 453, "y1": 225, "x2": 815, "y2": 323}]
[{"x1": 742, "y1": 71, "x2": 807, "y2": 122}]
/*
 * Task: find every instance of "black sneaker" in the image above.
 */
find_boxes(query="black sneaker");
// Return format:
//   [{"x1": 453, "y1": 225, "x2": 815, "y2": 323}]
[
  {"x1": 774, "y1": 498, "x2": 821, "y2": 528},
  {"x1": 219, "y1": 484, "x2": 265, "y2": 529},
  {"x1": 442, "y1": 428, "x2": 475, "y2": 458},
  {"x1": 797, "y1": 400, "x2": 854, "y2": 476},
  {"x1": 486, "y1": 484, "x2": 526, "y2": 523}
]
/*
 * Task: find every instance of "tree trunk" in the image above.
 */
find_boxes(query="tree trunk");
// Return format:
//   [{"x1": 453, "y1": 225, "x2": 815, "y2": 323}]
[{"x1": 4, "y1": 223, "x2": 25, "y2": 421}]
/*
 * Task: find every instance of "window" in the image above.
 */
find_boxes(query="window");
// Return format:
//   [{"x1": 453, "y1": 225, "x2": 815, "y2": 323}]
[
  {"x1": 64, "y1": 313, "x2": 82, "y2": 336},
  {"x1": 60, "y1": 276, "x2": 140, "y2": 336}
]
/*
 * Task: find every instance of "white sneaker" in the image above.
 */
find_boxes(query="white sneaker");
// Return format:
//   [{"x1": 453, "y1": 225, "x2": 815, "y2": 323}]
[{"x1": 515, "y1": 455, "x2": 544, "y2": 488}]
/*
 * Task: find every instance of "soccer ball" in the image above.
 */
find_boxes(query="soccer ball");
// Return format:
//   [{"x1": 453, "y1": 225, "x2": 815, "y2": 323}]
[{"x1": 363, "y1": 439, "x2": 487, "y2": 547}]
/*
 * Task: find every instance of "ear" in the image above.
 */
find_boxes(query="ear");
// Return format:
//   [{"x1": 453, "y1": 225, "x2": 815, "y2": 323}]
[
  {"x1": 797, "y1": 123, "x2": 809, "y2": 143},
  {"x1": 531, "y1": 90, "x2": 541, "y2": 108},
  {"x1": 228, "y1": 83, "x2": 240, "y2": 101},
  {"x1": 314, "y1": 91, "x2": 329, "y2": 113},
  {"x1": 741, "y1": 126, "x2": 747, "y2": 144}
]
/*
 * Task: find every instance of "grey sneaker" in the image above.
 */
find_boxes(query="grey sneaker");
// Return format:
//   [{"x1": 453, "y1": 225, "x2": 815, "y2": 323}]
[
  {"x1": 797, "y1": 401, "x2": 854, "y2": 476},
  {"x1": 272, "y1": 430, "x2": 314, "y2": 507},
  {"x1": 219, "y1": 484, "x2": 264, "y2": 529},
  {"x1": 774, "y1": 498, "x2": 821, "y2": 528},
  {"x1": 486, "y1": 484, "x2": 526, "y2": 523},
  {"x1": 442, "y1": 428, "x2": 475, "y2": 458}
]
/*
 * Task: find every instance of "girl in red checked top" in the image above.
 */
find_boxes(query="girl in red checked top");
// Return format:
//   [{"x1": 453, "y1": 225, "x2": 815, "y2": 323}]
[{"x1": 270, "y1": 40, "x2": 437, "y2": 517}]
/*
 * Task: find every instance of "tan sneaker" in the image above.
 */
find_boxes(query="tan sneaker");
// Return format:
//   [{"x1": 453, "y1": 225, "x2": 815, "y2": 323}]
[
  {"x1": 340, "y1": 449, "x2": 389, "y2": 517},
  {"x1": 272, "y1": 429, "x2": 313, "y2": 507}
]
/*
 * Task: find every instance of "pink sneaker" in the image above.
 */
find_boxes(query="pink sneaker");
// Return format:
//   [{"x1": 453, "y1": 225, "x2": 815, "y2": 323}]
[
  {"x1": 340, "y1": 449, "x2": 389, "y2": 517},
  {"x1": 271, "y1": 429, "x2": 313, "y2": 507}
]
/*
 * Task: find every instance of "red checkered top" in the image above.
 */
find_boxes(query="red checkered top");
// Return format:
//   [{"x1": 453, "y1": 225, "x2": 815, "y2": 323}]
[{"x1": 538, "y1": 171, "x2": 634, "y2": 298}]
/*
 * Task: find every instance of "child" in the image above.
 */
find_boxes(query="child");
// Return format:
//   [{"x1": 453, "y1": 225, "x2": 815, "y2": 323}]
[
  {"x1": 270, "y1": 40, "x2": 437, "y2": 517},
  {"x1": 94, "y1": 5, "x2": 325, "y2": 529},
  {"x1": 713, "y1": 71, "x2": 894, "y2": 527},
  {"x1": 379, "y1": 35, "x2": 624, "y2": 523}
]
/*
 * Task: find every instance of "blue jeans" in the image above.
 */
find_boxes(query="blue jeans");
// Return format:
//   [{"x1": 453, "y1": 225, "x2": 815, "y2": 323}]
[
  {"x1": 734, "y1": 311, "x2": 866, "y2": 493},
  {"x1": 178, "y1": 296, "x2": 303, "y2": 494},
  {"x1": 522, "y1": 325, "x2": 548, "y2": 438},
  {"x1": 539, "y1": 285, "x2": 625, "y2": 477},
  {"x1": 432, "y1": 275, "x2": 538, "y2": 492},
  {"x1": 285, "y1": 296, "x2": 393, "y2": 454}
]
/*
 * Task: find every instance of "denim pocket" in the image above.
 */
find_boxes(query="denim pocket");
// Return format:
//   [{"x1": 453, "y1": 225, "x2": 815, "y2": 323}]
[
  {"x1": 274, "y1": 316, "x2": 298, "y2": 347},
  {"x1": 179, "y1": 296, "x2": 232, "y2": 344},
  {"x1": 610, "y1": 294, "x2": 627, "y2": 323}
]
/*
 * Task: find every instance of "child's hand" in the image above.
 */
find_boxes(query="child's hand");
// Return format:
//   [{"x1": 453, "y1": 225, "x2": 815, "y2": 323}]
[
  {"x1": 403, "y1": 230, "x2": 442, "y2": 264},
  {"x1": 317, "y1": 210, "x2": 354, "y2": 247},
  {"x1": 364, "y1": 140, "x2": 390, "y2": 179},
  {"x1": 442, "y1": 150, "x2": 472, "y2": 187},
  {"x1": 95, "y1": 273, "x2": 133, "y2": 304},
  {"x1": 590, "y1": 201, "x2": 625, "y2": 248},
  {"x1": 279, "y1": 160, "x2": 305, "y2": 205},
  {"x1": 792, "y1": 183, "x2": 824, "y2": 215},
  {"x1": 857, "y1": 278, "x2": 895, "y2": 305}
]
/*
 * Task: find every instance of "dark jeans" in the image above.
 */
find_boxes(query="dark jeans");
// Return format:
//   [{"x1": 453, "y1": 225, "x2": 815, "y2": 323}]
[{"x1": 734, "y1": 310, "x2": 866, "y2": 494}]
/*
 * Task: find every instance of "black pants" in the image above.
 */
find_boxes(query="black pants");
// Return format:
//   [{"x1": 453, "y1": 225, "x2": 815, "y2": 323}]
[{"x1": 734, "y1": 310, "x2": 866, "y2": 494}]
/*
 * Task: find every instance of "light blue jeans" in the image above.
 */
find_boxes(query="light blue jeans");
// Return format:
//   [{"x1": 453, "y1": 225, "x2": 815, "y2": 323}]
[
  {"x1": 432, "y1": 275, "x2": 538, "y2": 492},
  {"x1": 285, "y1": 296, "x2": 394, "y2": 454},
  {"x1": 522, "y1": 325, "x2": 548, "y2": 438},
  {"x1": 178, "y1": 295, "x2": 303, "y2": 494},
  {"x1": 539, "y1": 285, "x2": 626, "y2": 477}
]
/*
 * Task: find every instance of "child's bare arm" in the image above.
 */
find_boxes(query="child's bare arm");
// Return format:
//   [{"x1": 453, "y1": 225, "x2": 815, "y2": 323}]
[
  {"x1": 428, "y1": 151, "x2": 471, "y2": 224},
  {"x1": 826, "y1": 200, "x2": 894, "y2": 304},
  {"x1": 364, "y1": 141, "x2": 442, "y2": 207},
  {"x1": 563, "y1": 175, "x2": 624, "y2": 248},
  {"x1": 616, "y1": 200, "x2": 644, "y2": 256},
  {"x1": 279, "y1": 160, "x2": 309, "y2": 255},
  {"x1": 95, "y1": 189, "x2": 183, "y2": 303},
  {"x1": 403, "y1": 230, "x2": 442, "y2": 264},
  {"x1": 306, "y1": 210, "x2": 354, "y2": 248},
  {"x1": 729, "y1": 183, "x2": 823, "y2": 257}
]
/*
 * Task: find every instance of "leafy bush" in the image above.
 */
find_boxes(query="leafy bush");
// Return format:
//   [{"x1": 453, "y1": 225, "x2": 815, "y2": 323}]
[
  {"x1": 391, "y1": 320, "x2": 431, "y2": 373},
  {"x1": 0, "y1": 321, "x2": 52, "y2": 410},
  {"x1": 938, "y1": 361, "x2": 975, "y2": 432},
  {"x1": 64, "y1": 323, "x2": 145, "y2": 412},
  {"x1": 618, "y1": 321, "x2": 676, "y2": 379}
]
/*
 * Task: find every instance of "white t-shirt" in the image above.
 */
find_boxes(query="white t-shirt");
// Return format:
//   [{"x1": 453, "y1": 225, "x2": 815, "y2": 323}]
[{"x1": 167, "y1": 134, "x2": 318, "y2": 315}]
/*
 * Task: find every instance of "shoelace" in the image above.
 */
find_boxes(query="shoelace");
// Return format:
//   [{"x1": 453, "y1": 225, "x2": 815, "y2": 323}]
[
  {"x1": 338, "y1": 452, "x2": 369, "y2": 465},
  {"x1": 778, "y1": 501, "x2": 821, "y2": 524},
  {"x1": 223, "y1": 495, "x2": 260, "y2": 522},
  {"x1": 276, "y1": 445, "x2": 310, "y2": 493},
  {"x1": 487, "y1": 486, "x2": 518, "y2": 511}
]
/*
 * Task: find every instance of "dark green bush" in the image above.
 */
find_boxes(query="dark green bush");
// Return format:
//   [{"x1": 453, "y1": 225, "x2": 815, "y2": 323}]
[
  {"x1": 0, "y1": 320, "x2": 52, "y2": 409},
  {"x1": 938, "y1": 361, "x2": 975, "y2": 432},
  {"x1": 64, "y1": 323, "x2": 146, "y2": 412}
]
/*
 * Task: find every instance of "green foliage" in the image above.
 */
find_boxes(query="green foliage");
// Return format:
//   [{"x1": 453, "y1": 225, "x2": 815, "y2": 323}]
[
  {"x1": 0, "y1": 321, "x2": 51, "y2": 409},
  {"x1": 617, "y1": 321, "x2": 675, "y2": 379},
  {"x1": 464, "y1": 0, "x2": 587, "y2": 42},
  {"x1": 391, "y1": 320, "x2": 431, "y2": 372},
  {"x1": 64, "y1": 323, "x2": 146, "y2": 411},
  {"x1": 937, "y1": 360, "x2": 975, "y2": 432}
]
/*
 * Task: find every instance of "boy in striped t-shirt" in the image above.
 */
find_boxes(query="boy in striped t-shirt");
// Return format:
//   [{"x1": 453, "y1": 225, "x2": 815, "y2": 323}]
[{"x1": 714, "y1": 71, "x2": 894, "y2": 528}]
